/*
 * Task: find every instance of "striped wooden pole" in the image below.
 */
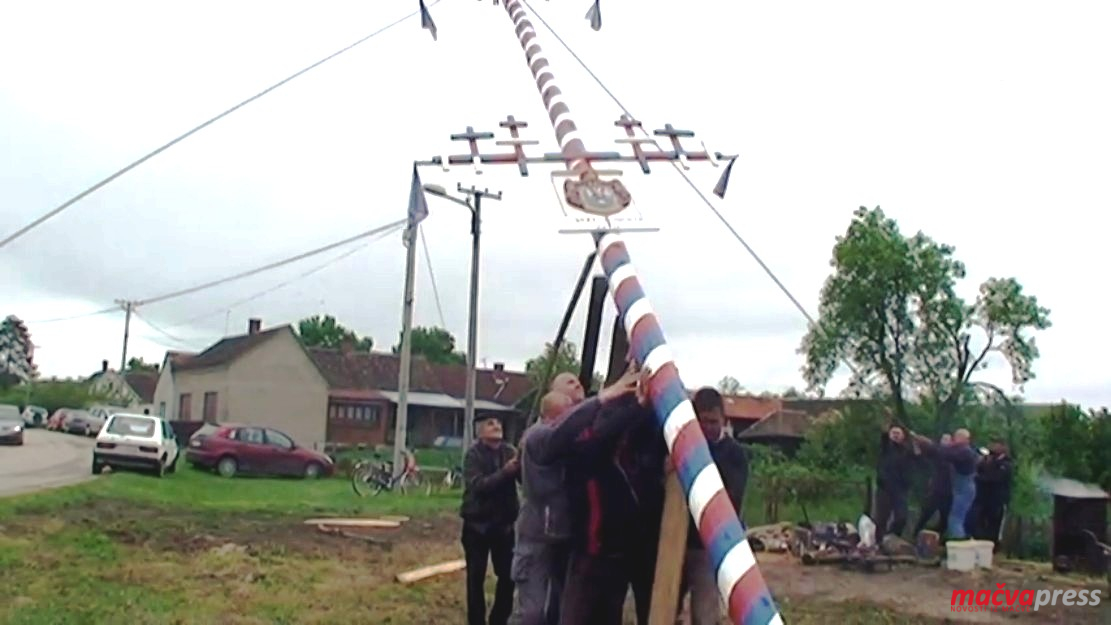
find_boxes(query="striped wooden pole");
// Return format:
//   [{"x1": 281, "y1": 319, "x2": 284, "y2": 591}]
[{"x1": 499, "y1": 2, "x2": 783, "y2": 623}]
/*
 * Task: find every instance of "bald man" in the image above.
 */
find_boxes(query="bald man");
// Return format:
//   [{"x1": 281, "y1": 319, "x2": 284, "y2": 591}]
[
  {"x1": 912, "y1": 428, "x2": 980, "y2": 540},
  {"x1": 509, "y1": 372, "x2": 639, "y2": 625}
]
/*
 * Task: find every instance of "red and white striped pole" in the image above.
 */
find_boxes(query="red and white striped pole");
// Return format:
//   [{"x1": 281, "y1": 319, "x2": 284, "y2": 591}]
[{"x1": 502, "y1": 0, "x2": 592, "y2": 179}]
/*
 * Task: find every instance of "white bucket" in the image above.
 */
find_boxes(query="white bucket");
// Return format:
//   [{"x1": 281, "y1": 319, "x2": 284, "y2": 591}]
[
  {"x1": 946, "y1": 539, "x2": 995, "y2": 571},
  {"x1": 946, "y1": 540, "x2": 978, "y2": 571}
]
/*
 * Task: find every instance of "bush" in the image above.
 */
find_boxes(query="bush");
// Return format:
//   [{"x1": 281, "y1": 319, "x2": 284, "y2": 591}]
[{"x1": 0, "y1": 379, "x2": 112, "y2": 415}]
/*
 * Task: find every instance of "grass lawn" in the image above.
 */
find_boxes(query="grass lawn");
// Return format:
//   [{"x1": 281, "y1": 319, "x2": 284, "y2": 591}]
[{"x1": 2, "y1": 463, "x2": 1063, "y2": 624}]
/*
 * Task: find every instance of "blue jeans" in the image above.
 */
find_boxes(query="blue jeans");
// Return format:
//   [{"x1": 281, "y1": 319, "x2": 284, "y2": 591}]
[{"x1": 948, "y1": 473, "x2": 976, "y2": 539}]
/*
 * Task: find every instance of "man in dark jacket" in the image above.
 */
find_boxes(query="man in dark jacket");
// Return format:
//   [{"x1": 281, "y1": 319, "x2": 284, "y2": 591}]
[
  {"x1": 913, "y1": 433, "x2": 952, "y2": 537},
  {"x1": 678, "y1": 387, "x2": 749, "y2": 625},
  {"x1": 873, "y1": 425, "x2": 915, "y2": 538},
  {"x1": 462, "y1": 414, "x2": 520, "y2": 625},
  {"x1": 972, "y1": 441, "x2": 1013, "y2": 544},
  {"x1": 559, "y1": 367, "x2": 662, "y2": 625},
  {"x1": 508, "y1": 369, "x2": 641, "y2": 625}
]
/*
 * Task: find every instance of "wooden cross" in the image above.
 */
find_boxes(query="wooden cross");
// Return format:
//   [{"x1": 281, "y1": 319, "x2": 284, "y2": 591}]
[
  {"x1": 450, "y1": 125, "x2": 496, "y2": 174},
  {"x1": 653, "y1": 123, "x2": 698, "y2": 169},
  {"x1": 613, "y1": 114, "x2": 660, "y2": 174},
  {"x1": 496, "y1": 115, "x2": 539, "y2": 176}
]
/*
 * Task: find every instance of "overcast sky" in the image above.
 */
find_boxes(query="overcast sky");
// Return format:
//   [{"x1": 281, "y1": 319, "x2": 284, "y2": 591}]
[{"x1": 2, "y1": 0, "x2": 1108, "y2": 408}]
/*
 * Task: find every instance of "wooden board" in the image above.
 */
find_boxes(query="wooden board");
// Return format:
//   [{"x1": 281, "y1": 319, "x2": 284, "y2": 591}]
[
  {"x1": 303, "y1": 518, "x2": 401, "y2": 528},
  {"x1": 395, "y1": 559, "x2": 467, "y2": 584},
  {"x1": 649, "y1": 467, "x2": 690, "y2": 625}
]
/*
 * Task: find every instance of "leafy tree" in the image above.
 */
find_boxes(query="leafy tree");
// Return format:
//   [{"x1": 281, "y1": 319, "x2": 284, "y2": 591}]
[
  {"x1": 391, "y1": 326, "x2": 465, "y2": 365},
  {"x1": 126, "y1": 357, "x2": 158, "y2": 372},
  {"x1": 0, "y1": 315, "x2": 36, "y2": 389},
  {"x1": 717, "y1": 376, "x2": 744, "y2": 394},
  {"x1": 523, "y1": 341, "x2": 604, "y2": 391},
  {"x1": 297, "y1": 315, "x2": 373, "y2": 351},
  {"x1": 799, "y1": 207, "x2": 1050, "y2": 432},
  {"x1": 0, "y1": 378, "x2": 113, "y2": 414}
]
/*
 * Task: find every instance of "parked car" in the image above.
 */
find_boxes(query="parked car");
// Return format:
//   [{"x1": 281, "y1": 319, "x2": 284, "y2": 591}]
[
  {"x1": 21, "y1": 405, "x2": 48, "y2": 428},
  {"x1": 186, "y1": 425, "x2": 334, "y2": 479},
  {"x1": 46, "y1": 408, "x2": 71, "y2": 430},
  {"x1": 64, "y1": 410, "x2": 96, "y2": 436},
  {"x1": 0, "y1": 405, "x2": 24, "y2": 445},
  {"x1": 93, "y1": 413, "x2": 179, "y2": 477},
  {"x1": 84, "y1": 405, "x2": 127, "y2": 436}
]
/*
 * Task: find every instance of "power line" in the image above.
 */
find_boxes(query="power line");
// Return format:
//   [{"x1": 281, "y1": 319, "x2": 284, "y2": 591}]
[
  {"x1": 137, "y1": 218, "x2": 406, "y2": 307},
  {"x1": 521, "y1": 0, "x2": 818, "y2": 329},
  {"x1": 0, "y1": 0, "x2": 444, "y2": 252},
  {"x1": 162, "y1": 221, "x2": 404, "y2": 329},
  {"x1": 418, "y1": 224, "x2": 449, "y2": 329},
  {"x1": 132, "y1": 309, "x2": 198, "y2": 347},
  {"x1": 27, "y1": 306, "x2": 119, "y2": 325}
]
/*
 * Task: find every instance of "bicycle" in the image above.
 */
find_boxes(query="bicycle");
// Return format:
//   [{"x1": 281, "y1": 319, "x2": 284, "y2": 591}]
[
  {"x1": 350, "y1": 451, "x2": 427, "y2": 496},
  {"x1": 441, "y1": 464, "x2": 463, "y2": 490}
]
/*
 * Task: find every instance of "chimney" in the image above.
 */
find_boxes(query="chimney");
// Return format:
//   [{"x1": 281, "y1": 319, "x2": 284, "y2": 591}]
[
  {"x1": 101, "y1": 359, "x2": 109, "y2": 373},
  {"x1": 493, "y1": 362, "x2": 505, "y2": 372},
  {"x1": 247, "y1": 318, "x2": 261, "y2": 335}
]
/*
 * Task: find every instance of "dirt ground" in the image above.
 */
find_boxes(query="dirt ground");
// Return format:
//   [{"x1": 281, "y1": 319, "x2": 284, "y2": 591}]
[{"x1": 4, "y1": 501, "x2": 1107, "y2": 624}]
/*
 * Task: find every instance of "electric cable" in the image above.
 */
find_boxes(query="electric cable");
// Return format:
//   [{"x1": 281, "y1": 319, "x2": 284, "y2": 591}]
[
  {"x1": 418, "y1": 225, "x2": 449, "y2": 330},
  {"x1": 0, "y1": 0, "x2": 444, "y2": 251}
]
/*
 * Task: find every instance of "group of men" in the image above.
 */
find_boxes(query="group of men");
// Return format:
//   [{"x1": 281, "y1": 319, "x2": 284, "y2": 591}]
[
  {"x1": 873, "y1": 424, "x2": 1014, "y2": 544},
  {"x1": 458, "y1": 365, "x2": 750, "y2": 625}
]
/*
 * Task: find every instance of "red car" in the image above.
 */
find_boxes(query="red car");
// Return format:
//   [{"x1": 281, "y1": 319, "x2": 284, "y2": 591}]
[{"x1": 185, "y1": 424, "x2": 334, "y2": 479}]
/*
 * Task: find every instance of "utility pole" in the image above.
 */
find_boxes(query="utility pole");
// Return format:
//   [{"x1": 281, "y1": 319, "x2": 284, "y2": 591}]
[
  {"x1": 392, "y1": 214, "x2": 420, "y2": 479},
  {"x1": 457, "y1": 184, "x2": 502, "y2": 458},
  {"x1": 115, "y1": 299, "x2": 134, "y2": 372},
  {"x1": 421, "y1": 181, "x2": 503, "y2": 459}
]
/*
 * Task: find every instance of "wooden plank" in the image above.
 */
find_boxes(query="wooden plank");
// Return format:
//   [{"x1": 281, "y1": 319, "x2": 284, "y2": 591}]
[
  {"x1": 649, "y1": 466, "x2": 690, "y2": 625},
  {"x1": 395, "y1": 559, "x2": 467, "y2": 584},
  {"x1": 303, "y1": 518, "x2": 401, "y2": 528}
]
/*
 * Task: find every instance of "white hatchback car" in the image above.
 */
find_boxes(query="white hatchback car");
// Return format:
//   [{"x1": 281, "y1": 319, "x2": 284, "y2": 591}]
[{"x1": 93, "y1": 413, "x2": 179, "y2": 477}]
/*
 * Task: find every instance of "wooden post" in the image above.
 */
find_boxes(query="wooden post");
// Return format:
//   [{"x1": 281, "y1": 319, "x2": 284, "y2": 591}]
[{"x1": 649, "y1": 463, "x2": 690, "y2": 625}]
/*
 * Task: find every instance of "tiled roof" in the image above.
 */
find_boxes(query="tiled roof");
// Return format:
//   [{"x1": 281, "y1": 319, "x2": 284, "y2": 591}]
[
  {"x1": 124, "y1": 371, "x2": 159, "y2": 403},
  {"x1": 738, "y1": 409, "x2": 812, "y2": 439},
  {"x1": 307, "y1": 348, "x2": 532, "y2": 407},
  {"x1": 174, "y1": 326, "x2": 289, "y2": 371},
  {"x1": 720, "y1": 395, "x2": 783, "y2": 421}
]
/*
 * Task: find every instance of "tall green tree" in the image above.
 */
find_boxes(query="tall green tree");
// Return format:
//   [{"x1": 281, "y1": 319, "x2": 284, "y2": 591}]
[
  {"x1": 0, "y1": 315, "x2": 35, "y2": 389},
  {"x1": 799, "y1": 207, "x2": 1051, "y2": 432},
  {"x1": 391, "y1": 326, "x2": 465, "y2": 365},
  {"x1": 296, "y1": 315, "x2": 373, "y2": 351},
  {"x1": 717, "y1": 375, "x2": 744, "y2": 394}
]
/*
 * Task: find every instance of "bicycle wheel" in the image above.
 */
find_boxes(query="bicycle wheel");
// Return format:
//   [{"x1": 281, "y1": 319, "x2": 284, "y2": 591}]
[{"x1": 351, "y1": 462, "x2": 375, "y2": 497}]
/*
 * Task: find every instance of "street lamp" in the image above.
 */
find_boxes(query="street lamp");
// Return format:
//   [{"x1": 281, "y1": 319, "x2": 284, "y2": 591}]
[{"x1": 422, "y1": 183, "x2": 502, "y2": 459}]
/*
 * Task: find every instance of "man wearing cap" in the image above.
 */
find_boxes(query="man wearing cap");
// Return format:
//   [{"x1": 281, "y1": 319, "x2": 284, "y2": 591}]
[{"x1": 461, "y1": 413, "x2": 520, "y2": 625}]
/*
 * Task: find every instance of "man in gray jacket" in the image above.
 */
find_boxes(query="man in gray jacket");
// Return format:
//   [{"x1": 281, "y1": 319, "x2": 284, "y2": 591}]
[{"x1": 508, "y1": 370, "x2": 641, "y2": 625}]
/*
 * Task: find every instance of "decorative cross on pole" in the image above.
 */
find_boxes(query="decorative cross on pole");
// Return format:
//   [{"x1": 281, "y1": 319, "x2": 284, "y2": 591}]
[
  {"x1": 449, "y1": 126, "x2": 496, "y2": 175},
  {"x1": 497, "y1": 115, "x2": 538, "y2": 177}
]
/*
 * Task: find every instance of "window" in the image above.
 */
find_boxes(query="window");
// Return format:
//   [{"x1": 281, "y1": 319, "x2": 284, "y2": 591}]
[
  {"x1": 203, "y1": 392, "x2": 218, "y2": 421},
  {"x1": 265, "y1": 429, "x2": 294, "y2": 449},
  {"x1": 159, "y1": 402, "x2": 166, "y2": 418},
  {"x1": 328, "y1": 403, "x2": 381, "y2": 425},
  {"x1": 106, "y1": 416, "x2": 156, "y2": 437},
  {"x1": 178, "y1": 393, "x2": 192, "y2": 421},
  {"x1": 234, "y1": 428, "x2": 265, "y2": 444}
]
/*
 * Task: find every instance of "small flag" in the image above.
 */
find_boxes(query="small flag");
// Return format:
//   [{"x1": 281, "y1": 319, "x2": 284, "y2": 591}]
[
  {"x1": 585, "y1": 0, "x2": 601, "y2": 31},
  {"x1": 405, "y1": 165, "x2": 429, "y2": 247},
  {"x1": 713, "y1": 155, "x2": 737, "y2": 199},
  {"x1": 419, "y1": 0, "x2": 438, "y2": 41}
]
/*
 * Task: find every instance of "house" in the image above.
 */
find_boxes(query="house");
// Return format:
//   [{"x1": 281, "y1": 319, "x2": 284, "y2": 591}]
[
  {"x1": 151, "y1": 350, "x2": 196, "y2": 419},
  {"x1": 719, "y1": 394, "x2": 784, "y2": 433},
  {"x1": 736, "y1": 409, "x2": 813, "y2": 454},
  {"x1": 161, "y1": 318, "x2": 533, "y2": 450},
  {"x1": 309, "y1": 343, "x2": 532, "y2": 447},
  {"x1": 88, "y1": 360, "x2": 159, "y2": 413},
  {"x1": 168, "y1": 319, "x2": 330, "y2": 448}
]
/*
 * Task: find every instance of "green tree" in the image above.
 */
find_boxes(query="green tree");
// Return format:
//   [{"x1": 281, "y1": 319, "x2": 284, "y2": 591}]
[
  {"x1": 523, "y1": 341, "x2": 604, "y2": 391},
  {"x1": 799, "y1": 207, "x2": 1051, "y2": 432},
  {"x1": 0, "y1": 315, "x2": 36, "y2": 389},
  {"x1": 297, "y1": 315, "x2": 373, "y2": 351},
  {"x1": 391, "y1": 326, "x2": 465, "y2": 365},
  {"x1": 717, "y1": 375, "x2": 744, "y2": 394},
  {"x1": 0, "y1": 378, "x2": 113, "y2": 414},
  {"x1": 126, "y1": 357, "x2": 158, "y2": 372}
]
